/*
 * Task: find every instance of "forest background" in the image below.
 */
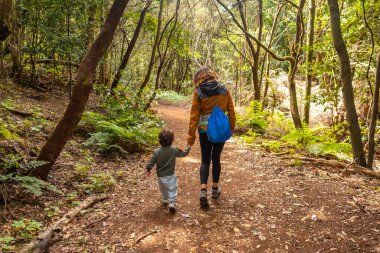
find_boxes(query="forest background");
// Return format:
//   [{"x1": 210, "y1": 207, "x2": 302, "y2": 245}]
[{"x1": 0, "y1": 0, "x2": 379, "y2": 251}]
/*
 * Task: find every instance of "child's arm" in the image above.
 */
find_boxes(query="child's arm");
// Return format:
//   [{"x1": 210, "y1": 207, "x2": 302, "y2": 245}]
[
  {"x1": 145, "y1": 151, "x2": 158, "y2": 175},
  {"x1": 176, "y1": 146, "x2": 191, "y2": 157}
]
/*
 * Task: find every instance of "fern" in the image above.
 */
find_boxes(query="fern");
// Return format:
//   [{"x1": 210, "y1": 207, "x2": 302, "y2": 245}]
[
  {"x1": 242, "y1": 101, "x2": 270, "y2": 134},
  {"x1": 79, "y1": 172, "x2": 116, "y2": 193},
  {"x1": 20, "y1": 161, "x2": 49, "y2": 172},
  {"x1": 282, "y1": 123, "x2": 316, "y2": 146},
  {"x1": 0, "y1": 174, "x2": 62, "y2": 196},
  {"x1": 308, "y1": 142, "x2": 352, "y2": 160}
]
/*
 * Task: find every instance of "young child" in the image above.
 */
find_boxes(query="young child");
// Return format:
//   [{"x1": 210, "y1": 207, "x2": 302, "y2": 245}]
[{"x1": 146, "y1": 129, "x2": 191, "y2": 213}]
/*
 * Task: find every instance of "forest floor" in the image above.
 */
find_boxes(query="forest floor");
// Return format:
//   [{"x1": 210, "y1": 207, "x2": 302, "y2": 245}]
[
  {"x1": 55, "y1": 102, "x2": 380, "y2": 252},
  {"x1": 1, "y1": 82, "x2": 380, "y2": 252}
]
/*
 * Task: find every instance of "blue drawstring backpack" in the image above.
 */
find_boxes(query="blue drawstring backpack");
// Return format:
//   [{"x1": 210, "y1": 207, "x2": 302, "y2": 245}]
[{"x1": 207, "y1": 96, "x2": 232, "y2": 143}]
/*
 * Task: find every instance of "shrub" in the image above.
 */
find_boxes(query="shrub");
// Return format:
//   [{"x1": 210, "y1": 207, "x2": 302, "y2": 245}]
[
  {"x1": 0, "y1": 156, "x2": 61, "y2": 197},
  {"x1": 0, "y1": 236, "x2": 16, "y2": 252},
  {"x1": 74, "y1": 163, "x2": 91, "y2": 178},
  {"x1": 308, "y1": 142, "x2": 352, "y2": 160},
  {"x1": 11, "y1": 219, "x2": 42, "y2": 241},
  {"x1": 79, "y1": 172, "x2": 116, "y2": 193},
  {"x1": 240, "y1": 101, "x2": 270, "y2": 134},
  {"x1": 156, "y1": 90, "x2": 189, "y2": 103},
  {"x1": 282, "y1": 124, "x2": 316, "y2": 146},
  {"x1": 0, "y1": 119, "x2": 19, "y2": 140},
  {"x1": 80, "y1": 94, "x2": 162, "y2": 155}
]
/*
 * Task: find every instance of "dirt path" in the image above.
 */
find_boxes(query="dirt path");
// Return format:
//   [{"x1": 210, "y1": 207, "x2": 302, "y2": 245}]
[{"x1": 54, "y1": 102, "x2": 380, "y2": 252}]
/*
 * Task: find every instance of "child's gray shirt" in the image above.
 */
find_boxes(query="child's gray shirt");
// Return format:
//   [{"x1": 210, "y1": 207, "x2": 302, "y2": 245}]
[{"x1": 146, "y1": 146, "x2": 191, "y2": 177}]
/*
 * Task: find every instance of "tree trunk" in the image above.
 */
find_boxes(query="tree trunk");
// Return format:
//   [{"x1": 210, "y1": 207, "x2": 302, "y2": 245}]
[
  {"x1": 288, "y1": 62, "x2": 303, "y2": 128},
  {"x1": 31, "y1": 0, "x2": 130, "y2": 180},
  {"x1": 304, "y1": 0, "x2": 316, "y2": 124},
  {"x1": 85, "y1": 3, "x2": 97, "y2": 51},
  {"x1": 327, "y1": 0, "x2": 366, "y2": 167},
  {"x1": 0, "y1": 0, "x2": 13, "y2": 41},
  {"x1": 144, "y1": 0, "x2": 180, "y2": 110},
  {"x1": 254, "y1": 0, "x2": 263, "y2": 94},
  {"x1": 110, "y1": 0, "x2": 152, "y2": 91},
  {"x1": 238, "y1": 0, "x2": 260, "y2": 101},
  {"x1": 367, "y1": 52, "x2": 380, "y2": 169},
  {"x1": 136, "y1": 0, "x2": 164, "y2": 97},
  {"x1": 261, "y1": 3, "x2": 284, "y2": 108},
  {"x1": 287, "y1": 0, "x2": 305, "y2": 129}
]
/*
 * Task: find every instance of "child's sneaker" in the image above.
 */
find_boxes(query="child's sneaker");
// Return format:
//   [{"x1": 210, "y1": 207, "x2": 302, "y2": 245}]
[
  {"x1": 162, "y1": 198, "x2": 169, "y2": 205},
  {"x1": 211, "y1": 187, "x2": 221, "y2": 199},
  {"x1": 199, "y1": 190, "x2": 209, "y2": 206},
  {"x1": 169, "y1": 201, "x2": 176, "y2": 214}
]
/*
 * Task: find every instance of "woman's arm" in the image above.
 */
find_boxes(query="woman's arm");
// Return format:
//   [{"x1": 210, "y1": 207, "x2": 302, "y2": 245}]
[
  {"x1": 227, "y1": 91, "x2": 236, "y2": 132},
  {"x1": 187, "y1": 91, "x2": 201, "y2": 145}
]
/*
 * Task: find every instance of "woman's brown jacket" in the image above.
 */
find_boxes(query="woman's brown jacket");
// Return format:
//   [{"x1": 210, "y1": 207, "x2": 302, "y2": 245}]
[{"x1": 187, "y1": 83, "x2": 236, "y2": 145}]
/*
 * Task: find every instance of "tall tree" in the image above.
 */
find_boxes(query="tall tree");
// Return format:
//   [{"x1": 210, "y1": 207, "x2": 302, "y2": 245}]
[
  {"x1": 0, "y1": 0, "x2": 13, "y2": 41},
  {"x1": 304, "y1": 0, "x2": 316, "y2": 124},
  {"x1": 287, "y1": 0, "x2": 306, "y2": 129},
  {"x1": 136, "y1": 0, "x2": 164, "y2": 97},
  {"x1": 367, "y1": 52, "x2": 380, "y2": 169},
  {"x1": 215, "y1": 0, "x2": 303, "y2": 128},
  {"x1": 31, "y1": 0, "x2": 130, "y2": 180},
  {"x1": 144, "y1": 0, "x2": 181, "y2": 111},
  {"x1": 110, "y1": 0, "x2": 153, "y2": 91},
  {"x1": 327, "y1": 0, "x2": 366, "y2": 166},
  {"x1": 237, "y1": 0, "x2": 262, "y2": 101}
]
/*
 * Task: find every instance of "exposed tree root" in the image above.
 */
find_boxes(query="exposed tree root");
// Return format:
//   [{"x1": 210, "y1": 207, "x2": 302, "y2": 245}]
[
  {"x1": 280, "y1": 156, "x2": 380, "y2": 179},
  {"x1": 4, "y1": 107, "x2": 33, "y2": 117},
  {"x1": 134, "y1": 230, "x2": 159, "y2": 246},
  {"x1": 19, "y1": 195, "x2": 108, "y2": 253}
]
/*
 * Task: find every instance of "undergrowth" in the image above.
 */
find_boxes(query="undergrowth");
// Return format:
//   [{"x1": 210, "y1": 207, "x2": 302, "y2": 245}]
[
  {"x1": 236, "y1": 101, "x2": 353, "y2": 161},
  {"x1": 156, "y1": 90, "x2": 188, "y2": 103},
  {"x1": 80, "y1": 86, "x2": 162, "y2": 155},
  {"x1": 0, "y1": 152, "x2": 61, "y2": 198}
]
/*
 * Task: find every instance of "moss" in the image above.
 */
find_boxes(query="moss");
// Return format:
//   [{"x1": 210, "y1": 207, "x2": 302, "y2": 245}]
[{"x1": 0, "y1": 119, "x2": 19, "y2": 140}]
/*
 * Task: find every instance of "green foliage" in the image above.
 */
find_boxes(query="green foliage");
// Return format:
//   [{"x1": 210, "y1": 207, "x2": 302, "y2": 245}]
[
  {"x1": 261, "y1": 140, "x2": 285, "y2": 153},
  {"x1": 81, "y1": 91, "x2": 162, "y2": 155},
  {"x1": 11, "y1": 219, "x2": 42, "y2": 241},
  {"x1": 43, "y1": 206, "x2": 61, "y2": 218},
  {"x1": 0, "y1": 174, "x2": 61, "y2": 196},
  {"x1": 0, "y1": 153, "x2": 22, "y2": 172},
  {"x1": 266, "y1": 112, "x2": 294, "y2": 137},
  {"x1": 19, "y1": 161, "x2": 50, "y2": 172},
  {"x1": 0, "y1": 156, "x2": 61, "y2": 196},
  {"x1": 282, "y1": 124, "x2": 315, "y2": 146},
  {"x1": 0, "y1": 119, "x2": 18, "y2": 140},
  {"x1": 0, "y1": 236, "x2": 16, "y2": 252},
  {"x1": 241, "y1": 101, "x2": 269, "y2": 134},
  {"x1": 240, "y1": 130, "x2": 259, "y2": 145},
  {"x1": 79, "y1": 172, "x2": 116, "y2": 193},
  {"x1": 0, "y1": 99, "x2": 15, "y2": 110},
  {"x1": 308, "y1": 142, "x2": 352, "y2": 160},
  {"x1": 156, "y1": 90, "x2": 188, "y2": 103},
  {"x1": 74, "y1": 163, "x2": 90, "y2": 178}
]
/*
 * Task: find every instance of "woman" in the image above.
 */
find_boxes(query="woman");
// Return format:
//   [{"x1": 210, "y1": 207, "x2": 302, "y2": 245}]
[{"x1": 187, "y1": 67, "x2": 236, "y2": 207}]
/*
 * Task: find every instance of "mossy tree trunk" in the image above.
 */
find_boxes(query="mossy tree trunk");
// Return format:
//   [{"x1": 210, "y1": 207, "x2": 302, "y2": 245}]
[
  {"x1": 0, "y1": 0, "x2": 13, "y2": 41},
  {"x1": 327, "y1": 0, "x2": 366, "y2": 167}
]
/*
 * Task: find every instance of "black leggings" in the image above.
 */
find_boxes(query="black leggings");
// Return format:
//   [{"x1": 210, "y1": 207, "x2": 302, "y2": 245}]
[{"x1": 199, "y1": 132, "x2": 225, "y2": 185}]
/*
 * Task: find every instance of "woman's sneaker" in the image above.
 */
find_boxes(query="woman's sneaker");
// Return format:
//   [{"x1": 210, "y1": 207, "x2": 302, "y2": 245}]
[
  {"x1": 200, "y1": 190, "x2": 209, "y2": 206},
  {"x1": 211, "y1": 187, "x2": 221, "y2": 199},
  {"x1": 169, "y1": 201, "x2": 176, "y2": 214},
  {"x1": 162, "y1": 199, "x2": 169, "y2": 205}
]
